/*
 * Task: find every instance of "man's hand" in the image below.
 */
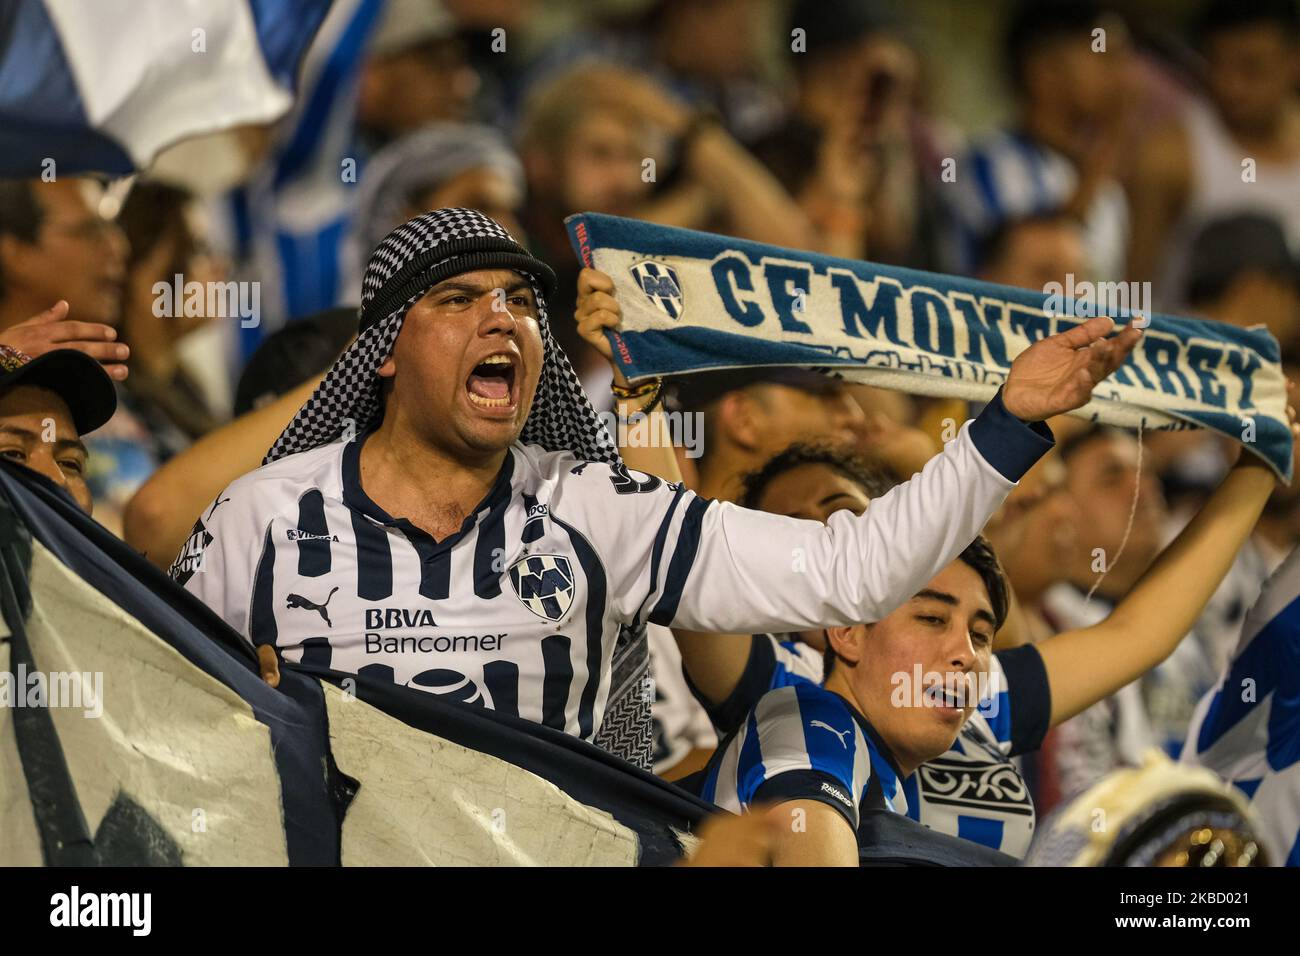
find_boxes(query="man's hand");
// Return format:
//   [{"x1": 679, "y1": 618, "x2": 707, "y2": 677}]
[
  {"x1": 257, "y1": 644, "x2": 281, "y2": 688},
  {"x1": 0, "y1": 300, "x2": 129, "y2": 380},
  {"x1": 679, "y1": 810, "x2": 779, "y2": 867},
  {"x1": 575, "y1": 267, "x2": 628, "y2": 386},
  {"x1": 1002, "y1": 315, "x2": 1141, "y2": 422}
]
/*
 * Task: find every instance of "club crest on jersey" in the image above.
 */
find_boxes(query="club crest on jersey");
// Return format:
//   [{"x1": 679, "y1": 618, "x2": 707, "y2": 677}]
[
  {"x1": 508, "y1": 554, "x2": 576, "y2": 622},
  {"x1": 629, "y1": 261, "x2": 683, "y2": 319}
]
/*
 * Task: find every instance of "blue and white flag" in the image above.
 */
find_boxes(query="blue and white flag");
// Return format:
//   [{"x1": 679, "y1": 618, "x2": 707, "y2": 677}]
[
  {"x1": 567, "y1": 213, "x2": 1293, "y2": 481},
  {"x1": 0, "y1": 0, "x2": 334, "y2": 176},
  {"x1": 1182, "y1": 545, "x2": 1300, "y2": 866},
  {"x1": 224, "y1": 0, "x2": 385, "y2": 353}
]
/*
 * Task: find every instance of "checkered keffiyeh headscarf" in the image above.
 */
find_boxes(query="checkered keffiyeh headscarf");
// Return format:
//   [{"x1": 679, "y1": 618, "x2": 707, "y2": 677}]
[{"x1": 266, "y1": 208, "x2": 651, "y2": 769}]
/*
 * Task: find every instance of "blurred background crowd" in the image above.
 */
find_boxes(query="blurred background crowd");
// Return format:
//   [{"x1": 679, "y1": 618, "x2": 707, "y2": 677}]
[{"x1": 2, "y1": 0, "x2": 1299, "y2": 821}]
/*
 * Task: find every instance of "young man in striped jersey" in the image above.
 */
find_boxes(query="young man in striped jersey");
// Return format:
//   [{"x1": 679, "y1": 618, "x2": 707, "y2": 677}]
[
  {"x1": 694, "y1": 444, "x2": 1282, "y2": 864},
  {"x1": 171, "y1": 208, "x2": 1137, "y2": 769}
]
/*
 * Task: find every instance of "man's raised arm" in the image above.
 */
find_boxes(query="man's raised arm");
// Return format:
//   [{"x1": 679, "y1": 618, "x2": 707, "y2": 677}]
[{"x1": 638, "y1": 316, "x2": 1141, "y2": 634}]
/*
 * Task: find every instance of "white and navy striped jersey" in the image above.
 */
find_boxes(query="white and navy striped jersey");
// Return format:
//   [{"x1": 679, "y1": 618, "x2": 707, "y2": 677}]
[
  {"x1": 692, "y1": 633, "x2": 1050, "y2": 857},
  {"x1": 902, "y1": 646, "x2": 1050, "y2": 858},
  {"x1": 700, "y1": 682, "x2": 909, "y2": 831},
  {"x1": 170, "y1": 394, "x2": 1050, "y2": 748}
]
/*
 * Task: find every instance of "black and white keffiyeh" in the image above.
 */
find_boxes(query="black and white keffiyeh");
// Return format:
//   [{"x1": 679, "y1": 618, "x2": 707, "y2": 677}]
[{"x1": 266, "y1": 208, "x2": 650, "y2": 769}]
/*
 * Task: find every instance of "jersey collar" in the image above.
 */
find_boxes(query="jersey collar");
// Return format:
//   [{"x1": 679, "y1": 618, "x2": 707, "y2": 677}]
[{"x1": 339, "y1": 428, "x2": 516, "y2": 554}]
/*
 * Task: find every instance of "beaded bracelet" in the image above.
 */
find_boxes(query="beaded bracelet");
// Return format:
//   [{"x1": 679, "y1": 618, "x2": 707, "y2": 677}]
[
  {"x1": 0, "y1": 344, "x2": 34, "y2": 370},
  {"x1": 611, "y1": 376, "x2": 664, "y2": 415}
]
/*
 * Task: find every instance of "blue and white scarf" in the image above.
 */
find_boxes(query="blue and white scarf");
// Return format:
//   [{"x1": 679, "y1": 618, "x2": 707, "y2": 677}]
[{"x1": 566, "y1": 213, "x2": 1293, "y2": 480}]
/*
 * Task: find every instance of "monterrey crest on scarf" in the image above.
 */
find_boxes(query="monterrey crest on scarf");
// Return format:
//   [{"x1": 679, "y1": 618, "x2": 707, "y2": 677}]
[{"x1": 266, "y1": 208, "x2": 652, "y2": 770}]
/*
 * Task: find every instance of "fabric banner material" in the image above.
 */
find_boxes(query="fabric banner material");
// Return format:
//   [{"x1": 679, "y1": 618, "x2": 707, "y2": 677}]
[
  {"x1": 566, "y1": 213, "x2": 1292, "y2": 481},
  {"x1": 0, "y1": 461, "x2": 707, "y2": 866},
  {"x1": 0, "y1": 0, "x2": 333, "y2": 175}
]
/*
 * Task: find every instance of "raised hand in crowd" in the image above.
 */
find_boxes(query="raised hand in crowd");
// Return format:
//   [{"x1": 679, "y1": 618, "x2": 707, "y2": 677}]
[
  {"x1": 1001, "y1": 315, "x2": 1143, "y2": 421},
  {"x1": 0, "y1": 300, "x2": 129, "y2": 380},
  {"x1": 564, "y1": 66, "x2": 816, "y2": 253}
]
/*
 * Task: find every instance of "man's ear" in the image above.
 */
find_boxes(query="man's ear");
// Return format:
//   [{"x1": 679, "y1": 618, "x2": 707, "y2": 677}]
[
  {"x1": 825, "y1": 624, "x2": 869, "y2": 667},
  {"x1": 717, "y1": 390, "x2": 761, "y2": 453},
  {"x1": 377, "y1": 353, "x2": 396, "y2": 379}
]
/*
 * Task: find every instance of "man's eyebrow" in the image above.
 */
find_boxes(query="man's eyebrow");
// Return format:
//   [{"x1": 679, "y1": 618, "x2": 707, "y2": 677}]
[
  {"x1": 54, "y1": 437, "x2": 88, "y2": 457},
  {"x1": 817, "y1": 492, "x2": 856, "y2": 509},
  {"x1": 429, "y1": 277, "x2": 533, "y2": 296},
  {"x1": 0, "y1": 425, "x2": 87, "y2": 455},
  {"x1": 913, "y1": 589, "x2": 958, "y2": 607},
  {"x1": 429, "y1": 279, "x2": 493, "y2": 295},
  {"x1": 912, "y1": 589, "x2": 996, "y2": 629}
]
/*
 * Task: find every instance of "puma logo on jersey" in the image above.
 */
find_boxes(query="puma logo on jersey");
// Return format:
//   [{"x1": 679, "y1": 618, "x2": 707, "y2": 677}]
[
  {"x1": 286, "y1": 587, "x2": 339, "y2": 626},
  {"x1": 811, "y1": 720, "x2": 851, "y2": 748}
]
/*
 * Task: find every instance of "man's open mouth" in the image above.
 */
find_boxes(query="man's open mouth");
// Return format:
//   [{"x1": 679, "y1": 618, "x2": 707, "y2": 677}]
[
  {"x1": 924, "y1": 684, "x2": 965, "y2": 711},
  {"x1": 466, "y1": 353, "x2": 518, "y2": 409}
]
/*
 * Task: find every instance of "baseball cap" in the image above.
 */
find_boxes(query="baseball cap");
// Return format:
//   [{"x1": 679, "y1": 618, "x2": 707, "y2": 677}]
[
  {"x1": 1187, "y1": 213, "x2": 1300, "y2": 305},
  {"x1": 668, "y1": 367, "x2": 846, "y2": 413},
  {"x1": 0, "y1": 348, "x2": 117, "y2": 435}
]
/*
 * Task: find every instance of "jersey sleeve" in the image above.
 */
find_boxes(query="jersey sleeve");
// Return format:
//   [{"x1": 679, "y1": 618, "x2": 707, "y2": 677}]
[
  {"x1": 737, "y1": 684, "x2": 867, "y2": 830},
  {"x1": 689, "y1": 634, "x2": 824, "y2": 735},
  {"x1": 978, "y1": 643, "x2": 1053, "y2": 757},
  {"x1": 167, "y1": 484, "x2": 268, "y2": 646},
  {"x1": 656, "y1": 391, "x2": 1051, "y2": 633}
]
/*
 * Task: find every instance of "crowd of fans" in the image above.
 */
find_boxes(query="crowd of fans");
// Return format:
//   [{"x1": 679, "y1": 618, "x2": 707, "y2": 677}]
[{"x1": 1, "y1": 0, "x2": 1298, "y2": 864}]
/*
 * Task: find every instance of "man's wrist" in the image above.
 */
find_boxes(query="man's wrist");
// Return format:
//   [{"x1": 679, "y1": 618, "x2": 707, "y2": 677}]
[{"x1": 967, "y1": 389, "x2": 1056, "y2": 482}]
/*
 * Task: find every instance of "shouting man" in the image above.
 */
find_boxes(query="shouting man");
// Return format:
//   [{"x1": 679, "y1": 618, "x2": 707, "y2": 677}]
[{"x1": 171, "y1": 208, "x2": 1138, "y2": 767}]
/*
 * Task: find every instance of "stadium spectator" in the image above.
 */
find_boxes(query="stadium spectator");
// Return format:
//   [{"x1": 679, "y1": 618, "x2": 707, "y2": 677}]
[
  {"x1": 976, "y1": 213, "x2": 1090, "y2": 292},
  {"x1": 0, "y1": 178, "x2": 162, "y2": 534},
  {"x1": 1037, "y1": 426, "x2": 1168, "y2": 802},
  {"x1": 0, "y1": 179, "x2": 127, "y2": 332},
  {"x1": 346, "y1": 122, "x2": 526, "y2": 300},
  {"x1": 753, "y1": 0, "x2": 955, "y2": 266},
  {"x1": 579, "y1": 267, "x2": 871, "y2": 775},
  {"x1": 692, "y1": 441, "x2": 1279, "y2": 862},
  {"x1": 1128, "y1": 0, "x2": 1300, "y2": 307},
  {"x1": 124, "y1": 311, "x2": 355, "y2": 566},
  {"x1": 573, "y1": 262, "x2": 1140, "y2": 783},
  {"x1": 171, "y1": 207, "x2": 1136, "y2": 770},
  {"x1": 514, "y1": 0, "x2": 780, "y2": 143},
  {"x1": 598, "y1": 0, "x2": 785, "y2": 144},
  {"x1": 355, "y1": 0, "x2": 478, "y2": 151},
  {"x1": 232, "y1": 308, "x2": 357, "y2": 417},
  {"x1": 1186, "y1": 213, "x2": 1300, "y2": 355},
  {"x1": 115, "y1": 182, "x2": 226, "y2": 452},
  {"x1": 946, "y1": 0, "x2": 1134, "y2": 281},
  {"x1": 0, "y1": 347, "x2": 118, "y2": 515},
  {"x1": 518, "y1": 64, "x2": 815, "y2": 391}
]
